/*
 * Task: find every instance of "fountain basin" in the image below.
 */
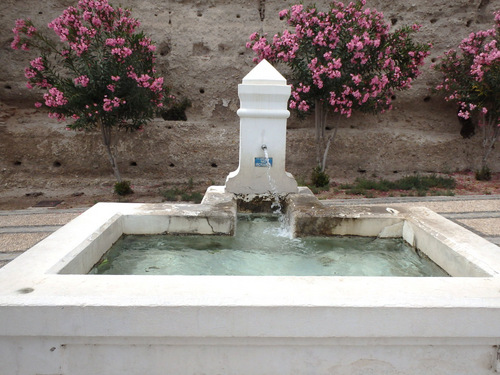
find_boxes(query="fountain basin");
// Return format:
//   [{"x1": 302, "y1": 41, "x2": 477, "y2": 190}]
[{"x1": 0, "y1": 187, "x2": 500, "y2": 375}]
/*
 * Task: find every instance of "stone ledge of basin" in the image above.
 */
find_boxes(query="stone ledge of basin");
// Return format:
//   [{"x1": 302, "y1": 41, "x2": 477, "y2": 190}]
[
  {"x1": 2, "y1": 286, "x2": 500, "y2": 339},
  {"x1": 97, "y1": 195, "x2": 236, "y2": 237},
  {"x1": 2, "y1": 274, "x2": 500, "y2": 304},
  {"x1": 201, "y1": 185, "x2": 237, "y2": 208},
  {"x1": 0, "y1": 202, "x2": 127, "y2": 277},
  {"x1": 287, "y1": 189, "x2": 405, "y2": 237},
  {"x1": 404, "y1": 206, "x2": 500, "y2": 277},
  {"x1": 287, "y1": 187, "x2": 405, "y2": 217}
]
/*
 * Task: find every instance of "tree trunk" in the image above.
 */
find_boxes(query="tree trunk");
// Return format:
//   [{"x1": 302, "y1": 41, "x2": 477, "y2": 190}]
[
  {"x1": 100, "y1": 121, "x2": 122, "y2": 183},
  {"x1": 315, "y1": 99, "x2": 322, "y2": 169},
  {"x1": 315, "y1": 100, "x2": 337, "y2": 172},
  {"x1": 321, "y1": 127, "x2": 338, "y2": 173},
  {"x1": 481, "y1": 114, "x2": 499, "y2": 169}
]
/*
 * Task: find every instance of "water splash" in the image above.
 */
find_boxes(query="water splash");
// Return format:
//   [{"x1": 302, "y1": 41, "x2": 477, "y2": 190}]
[{"x1": 262, "y1": 145, "x2": 290, "y2": 237}]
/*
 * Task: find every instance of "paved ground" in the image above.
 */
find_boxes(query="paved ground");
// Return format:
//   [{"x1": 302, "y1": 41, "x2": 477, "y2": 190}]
[{"x1": 0, "y1": 195, "x2": 499, "y2": 269}]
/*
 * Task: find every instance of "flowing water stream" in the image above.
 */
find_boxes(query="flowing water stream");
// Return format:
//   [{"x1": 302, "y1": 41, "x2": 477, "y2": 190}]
[{"x1": 262, "y1": 145, "x2": 283, "y2": 215}]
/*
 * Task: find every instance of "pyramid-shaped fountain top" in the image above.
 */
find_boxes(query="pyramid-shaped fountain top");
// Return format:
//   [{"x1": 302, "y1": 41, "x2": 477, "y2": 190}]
[{"x1": 241, "y1": 59, "x2": 287, "y2": 85}]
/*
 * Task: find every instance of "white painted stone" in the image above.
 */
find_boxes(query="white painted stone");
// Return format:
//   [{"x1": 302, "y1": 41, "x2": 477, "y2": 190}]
[
  {"x1": 1, "y1": 199, "x2": 500, "y2": 374},
  {"x1": 225, "y1": 59, "x2": 298, "y2": 194},
  {"x1": 378, "y1": 221, "x2": 404, "y2": 238}
]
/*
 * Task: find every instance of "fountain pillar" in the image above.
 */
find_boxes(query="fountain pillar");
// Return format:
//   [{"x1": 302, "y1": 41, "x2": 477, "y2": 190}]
[{"x1": 225, "y1": 59, "x2": 298, "y2": 195}]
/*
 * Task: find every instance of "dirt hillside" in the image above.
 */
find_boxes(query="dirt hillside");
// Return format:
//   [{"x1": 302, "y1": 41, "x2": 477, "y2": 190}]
[{"x1": 0, "y1": 0, "x2": 499, "y2": 208}]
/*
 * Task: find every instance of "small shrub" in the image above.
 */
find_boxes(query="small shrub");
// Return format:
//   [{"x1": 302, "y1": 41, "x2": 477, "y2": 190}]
[
  {"x1": 392, "y1": 174, "x2": 455, "y2": 191},
  {"x1": 311, "y1": 167, "x2": 330, "y2": 188},
  {"x1": 416, "y1": 189, "x2": 427, "y2": 197},
  {"x1": 347, "y1": 188, "x2": 367, "y2": 195},
  {"x1": 475, "y1": 166, "x2": 492, "y2": 181},
  {"x1": 161, "y1": 185, "x2": 204, "y2": 204},
  {"x1": 430, "y1": 189, "x2": 455, "y2": 197},
  {"x1": 296, "y1": 175, "x2": 308, "y2": 186},
  {"x1": 181, "y1": 192, "x2": 204, "y2": 203},
  {"x1": 161, "y1": 188, "x2": 181, "y2": 201},
  {"x1": 161, "y1": 98, "x2": 191, "y2": 121},
  {"x1": 364, "y1": 191, "x2": 375, "y2": 198},
  {"x1": 339, "y1": 174, "x2": 456, "y2": 196},
  {"x1": 354, "y1": 178, "x2": 392, "y2": 192},
  {"x1": 114, "y1": 181, "x2": 134, "y2": 196}
]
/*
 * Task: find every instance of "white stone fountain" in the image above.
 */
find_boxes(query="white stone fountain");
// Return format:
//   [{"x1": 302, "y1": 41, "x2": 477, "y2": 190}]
[
  {"x1": 1, "y1": 60, "x2": 500, "y2": 375},
  {"x1": 225, "y1": 59, "x2": 298, "y2": 200}
]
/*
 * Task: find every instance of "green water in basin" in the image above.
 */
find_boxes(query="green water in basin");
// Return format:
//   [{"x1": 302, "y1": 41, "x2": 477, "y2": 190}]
[{"x1": 90, "y1": 215, "x2": 448, "y2": 277}]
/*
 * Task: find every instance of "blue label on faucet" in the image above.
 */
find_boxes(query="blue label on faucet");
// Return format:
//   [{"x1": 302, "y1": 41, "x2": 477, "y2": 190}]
[{"x1": 255, "y1": 157, "x2": 272, "y2": 167}]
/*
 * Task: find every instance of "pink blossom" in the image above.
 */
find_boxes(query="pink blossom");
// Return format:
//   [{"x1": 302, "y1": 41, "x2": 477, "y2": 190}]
[
  {"x1": 149, "y1": 77, "x2": 164, "y2": 92},
  {"x1": 351, "y1": 74, "x2": 362, "y2": 85},
  {"x1": 298, "y1": 100, "x2": 309, "y2": 112},
  {"x1": 24, "y1": 67, "x2": 36, "y2": 79},
  {"x1": 44, "y1": 87, "x2": 68, "y2": 107},
  {"x1": 30, "y1": 57, "x2": 45, "y2": 71},
  {"x1": 111, "y1": 46, "x2": 132, "y2": 59},
  {"x1": 103, "y1": 99, "x2": 113, "y2": 112},
  {"x1": 74, "y1": 75, "x2": 90, "y2": 87},
  {"x1": 103, "y1": 96, "x2": 123, "y2": 112},
  {"x1": 279, "y1": 9, "x2": 289, "y2": 19},
  {"x1": 458, "y1": 109, "x2": 470, "y2": 119},
  {"x1": 11, "y1": 19, "x2": 37, "y2": 50},
  {"x1": 48, "y1": 112, "x2": 66, "y2": 121}
]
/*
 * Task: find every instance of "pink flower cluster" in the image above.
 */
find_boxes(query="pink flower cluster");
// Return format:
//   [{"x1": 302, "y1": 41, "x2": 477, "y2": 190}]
[
  {"x1": 43, "y1": 87, "x2": 68, "y2": 107},
  {"x1": 470, "y1": 33, "x2": 499, "y2": 82},
  {"x1": 111, "y1": 46, "x2": 133, "y2": 60},
  {"x1": 103, "y1": 96, "x2": 125, "y2": 112},
  {"x1": 30, "y1": 57, "x2": 45, "y2": 71},
  {"x1": 434, "y1": 10, "x2": 499, "y2": 125},
  {"x1": 48, "y1": 0, "x2": 140, "y2": 56},
  {"x1": 11, "y1": 0, "x2": 169, "y2": 129},
  {"x1": 139, "y1": 37, "x2": 157, "y2": 52},
  {"x1": 127, "y1": 68, "x2": 164, "y2": 93},
  {"x1": 24, "y1": 57, "x2": 51, "y2": 90},
  {"x1": 11, "y1": 19, "x2": 37, "y2": 50},
  {"x1": 247, "y1": 0, "x2": 430, "y2": 117},
  {"x1": 105, "y1": 37, "x2": 125, "y2": 47},
  {"x1": 74, "y1": 75, "x2": 90, "y2": 87}
]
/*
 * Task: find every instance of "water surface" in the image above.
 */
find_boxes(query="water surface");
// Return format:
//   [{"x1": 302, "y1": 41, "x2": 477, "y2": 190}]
[{"x1": 90, "y1": 216, "x2": 448, "y2": 277}]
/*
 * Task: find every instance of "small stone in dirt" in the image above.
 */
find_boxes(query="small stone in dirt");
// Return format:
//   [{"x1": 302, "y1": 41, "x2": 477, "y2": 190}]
[
  {"x1": 34, "y1": 200, "x2": 62, "y2": 207},
  {"x1": 72, "y1": 192, "x2": 84, "y2": 197},
  {"x1": 25, "y1": 192, "x2": 43, "y2": 197}
]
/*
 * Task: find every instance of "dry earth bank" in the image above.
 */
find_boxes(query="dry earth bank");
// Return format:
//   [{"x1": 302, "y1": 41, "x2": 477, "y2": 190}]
[{"x1": 0, "y1": 0, "x2": 499, "y2": 209}]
